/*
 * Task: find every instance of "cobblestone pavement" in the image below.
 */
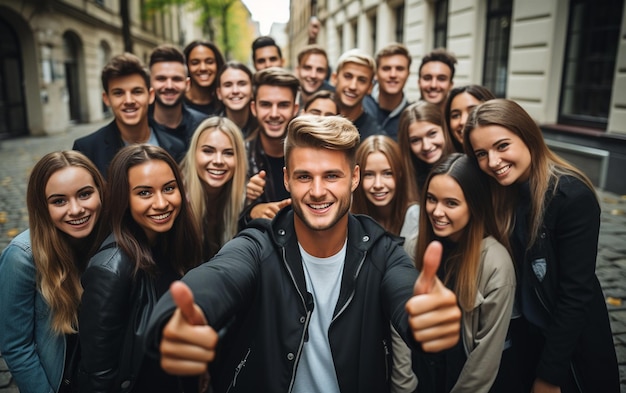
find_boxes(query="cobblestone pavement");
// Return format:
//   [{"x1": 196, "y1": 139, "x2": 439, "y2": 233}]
[{"x1": 0, "y1": 121, "x2": 625, "y2": 392}]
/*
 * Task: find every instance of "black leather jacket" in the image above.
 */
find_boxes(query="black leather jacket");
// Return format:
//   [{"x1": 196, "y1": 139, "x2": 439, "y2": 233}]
[
  {"x1": 79, "y1": 234, "x2": 156, "y2": 393},
  {"x1": 146, "y1": 209, "x2": 423, "y2": 393}
]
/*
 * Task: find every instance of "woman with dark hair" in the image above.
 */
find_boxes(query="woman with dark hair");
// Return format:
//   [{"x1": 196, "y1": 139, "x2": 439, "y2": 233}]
[
  {"x1": 79, "y1": 144, "x2": 202, "y2": 392},
  {"x1": 443, "y1": 85, "x2": 495, "y2": 152},
  {"x1": 0, "y1": 151, "x2": 106, "y2": 393},
  {"x1": 183, "y1": 40, "x2": 226, "y2": 116},
  {"x1": 464, "y1": 99, "x2": 619, "y2": 393},
  {"x1": 413, "y1": 153, "x2": 516, "y2": 393},
  {"x1": 398, "y1": 101, "x2": 454, "y2": 194},
  {"x1": 216, "y1": 61, "x2": 258, "y2": 138}
]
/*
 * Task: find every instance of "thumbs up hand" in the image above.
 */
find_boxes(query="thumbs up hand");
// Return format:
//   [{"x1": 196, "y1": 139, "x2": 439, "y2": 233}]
[
  {"x1": 405, "y1": 241, "x2": 461, "y2": 352},
  {"x1": 160, "y1": 281, "x2": 218, "y2": 375}
]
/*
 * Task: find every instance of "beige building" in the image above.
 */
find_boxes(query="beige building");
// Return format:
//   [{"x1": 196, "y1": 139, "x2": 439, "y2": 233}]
[
  {"x1": 0, "y1": 0, "x2": 194, "y2": 139},
  {"x1": 288, "y1": 0, "x2": 626, "y2": 194}
]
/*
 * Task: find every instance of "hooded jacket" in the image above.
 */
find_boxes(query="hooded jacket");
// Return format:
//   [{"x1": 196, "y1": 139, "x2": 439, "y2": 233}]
[{"x1": 146, "y1": 209, "x2": 422, "y2": 393}]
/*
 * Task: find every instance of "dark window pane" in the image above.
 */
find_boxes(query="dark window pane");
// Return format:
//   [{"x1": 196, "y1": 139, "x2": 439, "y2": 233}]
[{"x1": 558, "y1": 0, "x2": 623, "y2": 128}]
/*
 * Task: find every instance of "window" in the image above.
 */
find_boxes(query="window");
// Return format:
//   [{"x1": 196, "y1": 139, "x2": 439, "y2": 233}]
[
  {"x1": 370, "y1": 13, "x2": 377, "y2": 51},
  {"x1": 433, "y1": 0, "x2": 448, "y2": 49},
  {"x1": 395, "y1": 5, "x2": 405, "y2": 43},
  {"x1": 482, "y1": 0, "x2": 512, "y2": 98},
  {"x1": 558, "y1": 0, "x2": 623, "y2": 129}
]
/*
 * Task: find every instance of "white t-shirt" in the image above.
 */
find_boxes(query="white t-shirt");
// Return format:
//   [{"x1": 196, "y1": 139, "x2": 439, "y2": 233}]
[{"x1": 292, "y1": 240, "x2": 347, "y2": 393}]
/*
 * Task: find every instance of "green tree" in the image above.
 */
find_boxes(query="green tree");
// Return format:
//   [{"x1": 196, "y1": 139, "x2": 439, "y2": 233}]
[{"x1": 143, "y1": 0, "x2": 237, "y2": 58}]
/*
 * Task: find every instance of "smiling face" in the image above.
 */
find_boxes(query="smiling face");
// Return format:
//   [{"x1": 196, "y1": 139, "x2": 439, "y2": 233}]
[
  {"x1": 128, "y1": 160, "x2": 182, "y2": 243},
  {"x1": 187, "y1": 45, "x2": 218, "y2": 88},
  {"x1": 408, "y1": 120, "x2": 446, "y2": 164},
  {"x1": 332, "y1": 62, "x2": 374, "y2": 111},
  {"x1": 469, "y1": 125, "x2": 532, "y2": 186},
  {"x1": 103, "y1": 74, "x2": 154, "y2": 128},
  {"x1": 217, "y1": 68, "x2": 252, "y2": 112},
  {"x1": 285, "y1": 146, "x2": 359, "y2": 233},
  {"x1": 377, "y1": 54, "x2": 410, "y2": 96},
  {"x1": 251, "y1": 85, "x2": 298, "y2": 140},
  {"x1": 297, "y1": 53, "x2": 328, "y2": 95},
  {"x1": 46, "y1": 166, "x2": 102, "y2": 239},
  {"x1": 150, "y1": 61, "x2": 189, "y2": 108},
  {"x1": 361, "y1": 151, "x2": 396, "y2": 208},
  {"x1": 419, "y1": 61, "x2": 453, "y2": 105},
  {"x1": 449, "y1": 92, "x2": 482, "y2": 145},
  {"x1": 195, "y1": 129, "x2": 236, "y2": 193},
  {"x1": 425, "y1": 174, "x2": 470, "y2": 242}
]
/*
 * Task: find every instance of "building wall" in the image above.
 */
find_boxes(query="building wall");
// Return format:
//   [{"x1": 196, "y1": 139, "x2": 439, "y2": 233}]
[
  {"x1": 0, "y1": 0, "x2": 183, "y2": 137},
  {"x1": 290, "y1": 0, "x2": 626, "y2": 193}
]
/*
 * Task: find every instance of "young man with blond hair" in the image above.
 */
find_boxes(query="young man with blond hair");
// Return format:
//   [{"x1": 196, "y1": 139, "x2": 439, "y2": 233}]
[
  {"x1": 333, "y1": 48, "x2": 385, "y2": 140},
  {"x1": 145, "y1": 114, "x2": 461, "y2": 393}
]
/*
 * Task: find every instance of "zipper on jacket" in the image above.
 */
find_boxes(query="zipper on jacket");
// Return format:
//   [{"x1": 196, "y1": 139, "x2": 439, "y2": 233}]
[
  {"x1": 226, "y1": 347, "x2": 251, "y2": 392},
  {"x1": 330, "y1": 252, "x2": 367, "y2": 324},
  {"x1": 533, "y1": 286, "x2": 552, "y2": 315},
  {"x1": 382, "y1": 338, "x2": 390, "y2": 382},
  {"x1": 281, "y1": 246, "x2": 312, "y2": 393}
]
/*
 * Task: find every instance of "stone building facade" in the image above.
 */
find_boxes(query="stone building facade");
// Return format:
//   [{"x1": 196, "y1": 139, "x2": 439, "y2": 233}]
[
  {"x1": 0, "y1": 0, "x2": 184, "y2": 139},
  {"x1": 289, "y1": 0, "x2": 626, "y2": 193}
]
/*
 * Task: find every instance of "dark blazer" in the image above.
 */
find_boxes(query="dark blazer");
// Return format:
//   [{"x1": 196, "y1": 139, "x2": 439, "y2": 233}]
[
  {"x1": 72, "y1": 120, "x2": 186, "y2": 178},
  {"x1": 512, "y1": 176, "x2": 619, "y2": 392}
]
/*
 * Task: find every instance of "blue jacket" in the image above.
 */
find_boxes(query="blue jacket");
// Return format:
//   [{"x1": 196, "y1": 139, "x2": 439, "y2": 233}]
[{"x1": 0, "y1": 230, "x2": 65, "y2": 393}]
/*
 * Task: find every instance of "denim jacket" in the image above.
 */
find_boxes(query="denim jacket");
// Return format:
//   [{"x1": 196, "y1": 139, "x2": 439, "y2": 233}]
[{"x1": 0, "y1": 230, "x2": 65, "y2": 393}]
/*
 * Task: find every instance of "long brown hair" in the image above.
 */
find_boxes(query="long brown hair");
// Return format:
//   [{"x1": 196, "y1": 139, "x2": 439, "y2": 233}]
[
  {"x1": 463, "y1": 99, "x2": 595, "y2": 249},
  {"x1": 27, "y1": 151, "x2": 106, "y2": 334},
  {"x1": 352, "y1": 135, "x2": 417, "y2": 235},
  {"x1": 106, "y1": 144, "x2": 202, "y2": 275},
  {"x1": 398, "y1": 101, "x2": 454, "y2": 195},
  {"x1": 415, "y1": 153, "x2": 500, "y2": 311}
]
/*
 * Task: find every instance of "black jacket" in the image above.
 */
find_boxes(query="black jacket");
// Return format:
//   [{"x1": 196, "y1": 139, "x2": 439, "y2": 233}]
[
  {"x1": 72, "y1": 120, "x2": 186, "y2": 178},
  {"x1": 512, "y1": 176, "x2": 619, "y2": 392},
  {"x1": 146, "y1": 209, "x2": 422, "y2": 393},
  {"x1": 149, "y1": 103, "x2": 208, "y2": 150}
]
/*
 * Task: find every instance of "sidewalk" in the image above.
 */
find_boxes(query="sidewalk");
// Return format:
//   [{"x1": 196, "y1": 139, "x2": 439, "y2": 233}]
[{"x1": 0, "y1": 120, "x2": 625, "y2": 391}]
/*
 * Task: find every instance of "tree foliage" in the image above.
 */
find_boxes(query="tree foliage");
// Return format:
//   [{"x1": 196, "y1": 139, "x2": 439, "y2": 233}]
[{"x1": 143, "y1": 0, "x2": 240, "y2": 58}]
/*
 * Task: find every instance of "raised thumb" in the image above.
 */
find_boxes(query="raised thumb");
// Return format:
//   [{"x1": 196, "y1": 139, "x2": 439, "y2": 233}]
[
  {"x1": 413, "y1": 240, "x2": 443, "y2": 295},
  {"x1": 170, "y1": 281, "x2": 206, "y2": 326}
]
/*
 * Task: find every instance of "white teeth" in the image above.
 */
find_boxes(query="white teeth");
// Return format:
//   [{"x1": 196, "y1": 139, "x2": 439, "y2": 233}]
[
  {"x1": 434, "y1": 220, "x2": 448, "y2": 226},
  {"x1": 208, "y1": 169, "x2": 226, "y2": 175},
  {"x1": 68, "y1": 216, "x2": 89, "y2": 225},
  {"x1": 372, "y1": 192, "x2": 387, "y2": 198},
  {"x1": 495, "y1": 165, "x2": 510, "y2": 175},
  {"x1": 151, "y1": 212, "x2": 171, "y2": 220},
  {"x1": 310, "y1": 203, "x2": 331, "y2": 210}
]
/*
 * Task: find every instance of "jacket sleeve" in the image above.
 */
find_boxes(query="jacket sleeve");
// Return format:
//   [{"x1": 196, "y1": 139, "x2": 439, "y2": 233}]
[
  {"x1": 535, "y1": 181, "x2": 602, "y2": 386},
  {"x1": 145, "y1": 228, "x2": 265, "y2": 358},
  {"x1": 451, "y1": 240, "x2": 516, "y2": 393},
  {"x1": 379, "y1": 237, "x2": 420, "y2": 348},
  {"x1": 79, "y1": 260, "x2": 133, "y2": 392},
  {"x1": 0, "y1": 243, "x2": 56, "y2": 393}
]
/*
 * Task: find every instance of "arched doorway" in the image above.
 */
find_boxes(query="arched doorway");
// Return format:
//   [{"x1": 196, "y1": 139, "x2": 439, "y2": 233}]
[
  {"x1": 63, "y1": 31, "x2": 85, "y2": 123},
  {"x1": 0, "y1": 17, "x2": 28, "y2": 139}
]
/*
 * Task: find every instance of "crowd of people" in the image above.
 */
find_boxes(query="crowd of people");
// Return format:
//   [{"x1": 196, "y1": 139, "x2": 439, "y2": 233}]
[{"x1": 0, "y1": 28, "x2": 619, "y2": 393}]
